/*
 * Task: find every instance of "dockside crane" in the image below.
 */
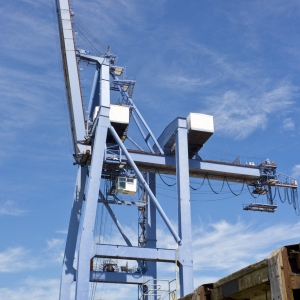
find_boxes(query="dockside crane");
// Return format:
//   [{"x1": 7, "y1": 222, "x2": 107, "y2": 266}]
[{"x1": 55, "y1": 1, "x2": 298, "y2": 299}]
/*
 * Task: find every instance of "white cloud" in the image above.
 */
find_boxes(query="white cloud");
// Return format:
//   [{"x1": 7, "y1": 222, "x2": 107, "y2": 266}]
[
  {"x1": 0, "y1": 278, "x2": 59, "y2": 300},
  {"x1": 0, "y1": 238, "x2": 64, "y2": 274},
  {"x1": 205, "y1": 83, "x2": 295, "y2": 139},
  {"x1": 192, "y1": 219, "x2": 300, "y2": 274},
  {"x1": 46, "y1": 239, "x2": 65, "y2": 263},
  {"x1": 0, "y1": 200, "x2": 27, "y2": 216},
  {"x1": 283, "y1": 117, "x2": 295, "y2": 130},
  {"x1": 1, "y1": 219, "x2": 300, "y2": 299},
  {"x1": 292, "y1": 164, "x2": 300, "y2": 179},
  {"x1": 0, "y1": 247, "x2": 39, "y2": 273}
]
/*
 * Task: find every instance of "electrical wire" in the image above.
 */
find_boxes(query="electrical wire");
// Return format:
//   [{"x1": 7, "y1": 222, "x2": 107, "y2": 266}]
[
  {"x1": 157, "y1": 171, "x2": 176, "y2": 187},
  {"x1": 206, "y1": 176, "x2": 225, "y2": 194},
  {"x1": 74, "y1": 16, "x2": 107, "y2": 53},
  {"x1": 190, "y1": 176, "x2": 206, "y2": 190},
  {"x1": 156, "y1": 191, "x2": 248, "y2": 202},
  {"x1": 246, "y1": 184, "x2": 260, "y2": 199},
  {"x1": 226, "y1": 178, "x2": 245, "y2": 196}
]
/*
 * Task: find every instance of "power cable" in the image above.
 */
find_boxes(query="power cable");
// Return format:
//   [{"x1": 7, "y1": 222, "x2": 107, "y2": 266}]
[
  {"x1": 226, "y1": 178, "x2": 245, "y2": 196},
  {"x1": 206, "y1": 176, "x2": 225, "y2": 194},
  {"x1": 190, "y1": 176, "x2": 206, "y2": 190},
  {"x1": 157, "y1": 171, "x2": 176, "y2": 187},
  {"x1": 246, "y1": 184, "x2": 260, "y2": 199}
]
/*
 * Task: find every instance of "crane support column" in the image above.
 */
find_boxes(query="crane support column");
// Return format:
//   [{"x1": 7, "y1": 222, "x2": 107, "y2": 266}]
[
  {"x1": 60, "y1": 166, "x2": 88, "y2": 300},
  {"x1": 146, "y1": 172, "x2": 157, "y2": 279},
  {"x1": 75, "y1": 60, "x2": 111, "y2": 300},
  {"x1": 176, "y1": 119, "x2": 194, "y2": 296}
]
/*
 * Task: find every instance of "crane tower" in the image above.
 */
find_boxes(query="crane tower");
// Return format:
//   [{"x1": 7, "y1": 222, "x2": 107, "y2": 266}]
[{"x1": 55, "y1": 1, "x2": 299, "y2": 299}]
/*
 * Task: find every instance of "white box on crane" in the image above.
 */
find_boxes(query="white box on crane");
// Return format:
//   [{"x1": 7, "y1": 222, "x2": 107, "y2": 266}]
[
  {"x1": 93, "y1": 105, "x2": 130, "y2": 124},
  {"x1": 186, "y1": 113, "x2": 214, "y2": 158},
  {"x1": 186, "y1": 113, "x2": 214, "y2": 133},
  {"x1": 115, "y1": 177, "x2": 137, "y2": 195},
  {"x1": 109, "y1": 105, "x2": 130, "y2": 124}
]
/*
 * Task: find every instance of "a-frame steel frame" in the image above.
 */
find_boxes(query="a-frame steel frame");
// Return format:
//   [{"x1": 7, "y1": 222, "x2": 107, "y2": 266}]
[{"x1": 56, "y1": 1, "x2": 299, "y2": 300}]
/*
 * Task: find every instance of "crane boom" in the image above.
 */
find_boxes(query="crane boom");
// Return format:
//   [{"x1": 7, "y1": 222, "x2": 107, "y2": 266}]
[{"x1": 56, "y1": 0, "x2": 86, "y2": 155}]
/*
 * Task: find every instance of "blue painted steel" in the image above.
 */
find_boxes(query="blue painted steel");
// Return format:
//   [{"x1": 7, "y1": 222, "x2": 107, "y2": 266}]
[
  {"x1": 99, "y1": 197, "x2": 146, "y2": 207},
  {"x1": 127, "y1": 135, "x2": 145, "y2": 151},
  {"x1": 155, "y1": 117, "x2": 185, "y2": 155},
  {"x1": 56, "y1": 0, "x2": 86, "y2": 155},
  {"x1": 131, "y1": 111, "x2": 155, "y2": 153},
  {"x1": 109, "y1": 125, "x2": 181, "y2": 243},
  {"x1": 75, "y1": 59, "x2": 111, "y2": 299},
  {"x1": 109, "y1": 71, "x2": 164, "y2": 155},
  {"x1": 106, "y1": 151, "x2": 261, "y2": 182},
  {"x1": 175, "y1": 119, "x2": 194, "y2": 296},
  {"x1": 103, "y1": 202, "x2": 133, "y2": 247},
  {"x1": 146, "y1": 173, "x2": 157, "y2": 282},
  {"x1": 59, "y1": 166, "x2": 88, "y2": 300},
  {"x1": 87, "y1": 68, "x2": 99, "y2": 119},
  {"x1": 90, "y1": 271, "x2": 153, "y2": 284},
  {"x1": 95, "y1": 244, "x2": 176, "y2": 262}
]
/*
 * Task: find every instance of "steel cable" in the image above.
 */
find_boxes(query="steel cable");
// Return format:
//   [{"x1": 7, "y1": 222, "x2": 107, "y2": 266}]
[
  {"x1": 226, "y1": 178, "x2": 245, "y2": 196},
  {"x1": 206, "y1": 175, "x2": 225, "y2": 194},
  {"x1": 157, "y1": 171, "x2": 176, "y2": 187},
  {"x1": 246, "y1": 185, "x2": 260, "y2": 198},
  {"x1": 190, "y1": 176, "x2": 206, "y2": 190}
]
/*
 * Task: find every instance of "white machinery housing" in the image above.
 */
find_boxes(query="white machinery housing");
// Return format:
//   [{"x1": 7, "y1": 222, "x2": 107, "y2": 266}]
[
  {"x1": 186, "y1": 113, "x2": 214, "y2": 158},
  {"x1": 115, "y1": 177, "x2": 137, "y2": 195}
]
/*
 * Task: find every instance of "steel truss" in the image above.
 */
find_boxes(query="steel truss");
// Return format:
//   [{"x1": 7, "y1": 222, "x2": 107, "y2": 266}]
[{"x1": 56, "y1": 1, "x2": 298, "y2": 300}]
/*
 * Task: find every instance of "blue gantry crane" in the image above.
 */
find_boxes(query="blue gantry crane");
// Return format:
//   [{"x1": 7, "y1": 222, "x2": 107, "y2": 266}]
[{"x1": 55, "y1": 1, "x2": 298, "y2": 299}]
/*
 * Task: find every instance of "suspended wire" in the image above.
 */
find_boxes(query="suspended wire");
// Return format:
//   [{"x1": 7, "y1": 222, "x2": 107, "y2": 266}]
[
  {"x1": 206, "y1": 176, "x2": 225, "y2": 194},
  {"x1": 277, "y1": 187, "x2": 300, "y2": 215},
  {"x1": 190, "y1": 176, "x2": 206, "y2": 190},
  {"x1": 156, "y1": 191, "x2": 248, "y2": 202},
  {"x1": 74, "y1": 16, "x2": 107, "y2": 53},
  {"x1": 277, "y1": 187, "x2": 286, "y2": 203},
  {"x1": 267, "y1": 186, "x2": 277, "y2": 203},
  {"x1": 287, "y1": 188, "x2": 292, "y2": 204},
  {"x1": 191, "y1": 191, "x2": 249, "y2": 202},
  {"x1": 157, "y1": 171, "x2": 176, "y2": 187},
  {"x1": 226, "y1": 178, "x2": 245, "y2": 196},
  {"x1": 76, "y1": 26, "x2": 102, "y2": 56},
  {"x1": 246, "y1": 184, "x2": 260, "y2": 199}
]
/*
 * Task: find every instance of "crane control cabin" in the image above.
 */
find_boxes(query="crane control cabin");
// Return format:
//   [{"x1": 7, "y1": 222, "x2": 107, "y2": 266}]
[{"x1": 55, "y1": 0, "x2": 299, "y2": 299}]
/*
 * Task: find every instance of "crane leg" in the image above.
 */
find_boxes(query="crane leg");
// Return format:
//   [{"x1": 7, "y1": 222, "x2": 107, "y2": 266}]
[
  {"x1": 59, "y1": 166, "x2": 88, "y2": 300},
  {"x1": 75, "y1": 109, "x2": 110, "y2": 300},
  {"x1": 176, "y1": 119, "x2": 194, "y2": 297}
]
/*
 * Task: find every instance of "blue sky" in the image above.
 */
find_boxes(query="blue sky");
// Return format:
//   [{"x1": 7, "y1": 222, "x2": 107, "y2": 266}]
[{"x1": 0, "y1": 0, "x2": 300, "y2": 299}]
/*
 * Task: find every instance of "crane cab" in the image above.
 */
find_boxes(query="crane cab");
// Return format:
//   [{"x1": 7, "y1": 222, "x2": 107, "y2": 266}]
[{"x1": 115, "y1": 176, "x2": 137, "y2": 195}]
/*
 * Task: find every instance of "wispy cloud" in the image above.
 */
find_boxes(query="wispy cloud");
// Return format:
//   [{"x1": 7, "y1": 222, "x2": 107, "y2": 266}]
[
  {"x1": 1, "y1": 219, "x2": 299, "y2": 299},
  {"x1": 282, "y1": 117, "x2": 295, "y2": 131},
  {"x1": 46, "y1": 239, "x2": 64, "y2": 263},
  {"x1": 205, "y1": 82, "x2": 296, "y2": 139},
  {"x1": 0, "y1": 200, "x2": 27, "y2": 216},
  {"x1": 292, "y1": 164, "x2": 300, "y2": 179},
  {"x1": 0, "y1": 238, "x2": 65, "y2": 273},
  {"x1": 0, "y1": 278, "x2": 59, "y2": 300},
  {"x1": 192, "y1": 219, "x2": 300, "y2": 274},
  {"x1": 0, "y1": 247, "x2": 39, "y2": 273}
]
